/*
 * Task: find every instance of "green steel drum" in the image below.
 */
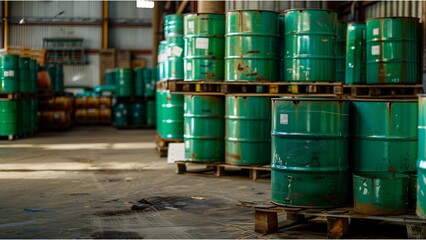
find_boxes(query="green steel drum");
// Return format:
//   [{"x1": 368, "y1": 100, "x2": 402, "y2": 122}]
[
  {"x1": 134, "y1": 68, "x2": 145, "y2": 97},
  {"x1": 132, "y1": 103, "x2": 145, "y2": 126},
  {"x1": 279, "y1": 14, "x2": 285, "y2": 81},
  {"x1": 105, "y1": 69, "x2": 116, "y2": 85},
  {"x1": 225, "y1": 96, "x2": 270, "y2": 165},
  {"x1": 29, "y1": 59, "x2": 38, "y2": 93},
  {"x1": 0, "y1": 100, "x2": 18, "y2": 135},
  {"x1": 417, "y1": 95, "x2": 426, "y2": 218},
  {"x1": 345, "y1": 22, "x2": 366, "y2": 84},
  {"x1": 184, "y1": 95, "x2": 224, "y2": 162},
  {"x1": 156, "y1": 89, "x2": 184, "y2": 139},
  {"x1": 116, "y1": 68, "x2": 134, "y2": 97},
  {"x1": 225, "y1": 10, "x2": 279, "y2": 81},
  {"x1": 146, "y1": 100, "x2": 156, "y2": 126},
  {"x1": 351, "y1": 100, "x2": 418, "y2": 173},
  {"x1": 19, "y1": 57, "x2": 30, "y2": 93},
  {"x1": 184, "y1": 13, "x2": 225, "y2": 81},
  {"x1": 284, "y1": 9, "x2": 337, "y2": 82},
  {"x1": 336, "y1": 22, "x2": 347, "y2": 82},
  {"x1": 271, "y1": 98, "x2": 349, "y2": 207},
  {"x1": 166, "y1": 36, "x2": 185, "y2": 80},
  {"x1": 113, "y1": 103, "x2": 128, "y2": 127},
  {"x1": 164, "y1": 14, "x2": 184, "y2": 37},
  {"x1": 158, "y1": 40, "x2": 167, "y2": 81},
  {"x1": 407, "y1": 172, "x2": 417, "y2": 207},
  {"x1": 144, "y1": 68, "x2": 155, "y2": 97},
  {"x1": 353, "y1": 172, "x2": 409, "y2": 215},
  {"x1": 366, "y1": 17, "x2": 419, "y2": 84},
  {"x1": 0, "y1": 55, "x2": 19, "y2": 93}
]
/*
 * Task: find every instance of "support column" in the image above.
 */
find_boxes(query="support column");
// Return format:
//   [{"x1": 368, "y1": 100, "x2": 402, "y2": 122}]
[
  {"x1": 3, "y1": 0, "x2": 9, "y2": 48},
  {"x1": 152, "y1": 1, "x2": 161, "y2": 66},
  {"x1": 102, "y1": 0, "x2": 108, "y2": 49}
]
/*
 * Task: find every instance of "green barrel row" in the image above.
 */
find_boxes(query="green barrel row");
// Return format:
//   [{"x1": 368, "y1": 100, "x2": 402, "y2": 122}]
[
  {"x1": 184, "y1": 95, "x2": 224, "y2": 162},
  {"x1": 115, "y1": 68, "x2": 157, "y2": 97},
  {"x1": 225, "y1": 96, "x2": 270, "y2": 165},
  {"x1": 336, "y1": 22, "x2": 347, "y2": 82},
  {"x1": 105, "y1": 69, "x2": 116, "y2": 85},
  {"x1": 283, "y1": 9, "x2": 337, "y2": 82},
  {"x1": 345, "y1": 22, "x2": 366, "y2": 84},
  {"x1": 271, "y1": 99, "x2": 349, "y2": 207},
  {"x1": 366, "y1": 17, "x2": 420, "y2": 84},
  {"x1": 225, "y1": 10, "x2": 279, "y2": 81},
  {"x1": 156, "y1": 89, "x2": 184, "y2": 140},
  {"x1": 0, "y1": 98, "x2": 38, "y2": 136},
  {"x1": 418, "y1": 95, "x2": 426, "y2": 219},
  {"x1": 165, "y1": 14, "x2": 184, "y2": 80},
  {"x1": 158, "y1": 40, "x2": 167, "y2": 81},
  {"x1": 184, "y1": 13, "x2": 225, "y2": 81},
  {"x1": 113, "y1": 101, "x2": 156, "y2": 127},
  {"x1": 1, "y1": 55, "x2": 19, "y2": 93}
]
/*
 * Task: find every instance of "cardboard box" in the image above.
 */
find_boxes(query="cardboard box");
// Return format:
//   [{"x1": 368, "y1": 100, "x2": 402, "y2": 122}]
[
  {"x1": 99, "y1": 49, "x2": 116, "y2": 84},
  {"x1": 131, "y1": 58, "x2": 147, "y2": 69},
  {"x1": 116, "y1": 50, "x2": 131, "y2": 69}
]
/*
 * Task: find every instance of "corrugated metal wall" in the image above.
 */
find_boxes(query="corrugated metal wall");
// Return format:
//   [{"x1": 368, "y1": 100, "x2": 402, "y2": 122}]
[
  {"x1": 64, "y1": 55, "x2": 100, "y2": 88},
  {"x1": 225, "y1": 0, "x2": 327, "y2": 12},
  {"x1": 108, "y1": 1, "x2": 152, "y2": 21},
  {"x1": 364, "y1": 1, "x2": 422, "y2": 20},
  {"x1": 10, "y1": 1, "x2": 102, "y2": 19}
]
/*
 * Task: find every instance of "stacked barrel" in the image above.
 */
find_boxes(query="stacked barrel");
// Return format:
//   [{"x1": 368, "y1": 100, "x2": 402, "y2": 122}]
[
  {"x1": 0, "y1": 54, "x2": 39, "y2": 139},
  {"x1": 75, "y1": 95, "x2": 111, "y2": 124},
  {"x1": 38, "y1": 95, "x2": 73, "y2": 130}
]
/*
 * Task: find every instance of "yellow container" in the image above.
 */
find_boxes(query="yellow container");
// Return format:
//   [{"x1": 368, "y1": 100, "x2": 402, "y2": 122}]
[
  {"x1": 99, "y1": 109, "x2": 112, "y2": 123},
  {"x1": 99, "y1": 97, "x2": 111, "y2": 108},
  {"x1": 87, "y1": 109, "x2": 99, "y2": 123},
  {"x1": 87, "y1": 97, "x2": 100, "y2": 109},
  {"x1": 75, "y1": 109, "x2": 87, "y2": 123},
  {"x1": 75, "y1": 97, "x2": 87, "y2": 109}
]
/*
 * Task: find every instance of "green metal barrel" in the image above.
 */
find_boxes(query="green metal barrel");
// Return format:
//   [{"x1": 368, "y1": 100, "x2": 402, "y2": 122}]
[
  {"x1": 225, "y1": 10, "x2": 279, "y2": 81},
  {"x1": 279, "y1": 14, "x2": 285, "y2": 81},
  {"x1": 184, "y1": 95, "x2": 224, "y2": 162},
  {"x1": 134, "y1": 68, "x2": 145, "y2": 97},
  {"x1": 144, "y1": 68, "x2": 155, "y2": 97},
  {"x1": 113, "y1": 103, "x2": 128, "y2": 127},
  {"x1": 225, "y1": 96, "x2": 270, "y2": 165},
  {"x1": 353, "y1": 172, "x2": 409, "y2": 215},
  {"x1": 29, "y1": 59, "x2": 38, "y2": 93},
  {"x1": 351, "y1": 100, "x2": 418, "y2": 173},
  {"x1": 184, "y1": 13, "x2": 225, "y2": 81},
  {"x1": 115, "y1": 68, "x2": 134, "y2": 97},
  {"x1": 366, "y1": 17, "x2": 419, "y2": 84},
  {"x1": 345, "y1": 22, "x2": 366, "y2": 84},
  {"x1": 146, "y1": 100, "x2": 156, "y2": 126},
  {"x1": 0, "y1": 100, "x2": 18, "y2": 135},
  {"x1": 336, "y1": 22, "x2": 347, "y2": 82},
  {"x1": 105, "y1": 69, "x2": 116, "y2": 85},
  {"x1": 0, "y1": 55, "x2": 19, "y2": 93},
  {"x1": 19, "y1": 57, "x2": 30, "y2": 93},
  {"x1": 156, "y1": 89, "x2": 184, "y2": 139},
  {"x1": 165, "y1": 14, "x2": 184, "y2": 37},
  {"x1": 158, "y1": 40, "x2": 167, "y2": 81},
  {"x1": 132, "y1": 103, "x2": 145, "y2": 126},
  {"x1": 417, "y1": 95, "x2": 426, "y2": 218},
  {"x1": 284, "y1": 9, "x2": 337, "y2": 82},
  {"x1": 271, "y1": 98, "x2": 349, "y2": 207},
  {"x1": 166, "y1": 36, "x2": 185, "y2": 80}
]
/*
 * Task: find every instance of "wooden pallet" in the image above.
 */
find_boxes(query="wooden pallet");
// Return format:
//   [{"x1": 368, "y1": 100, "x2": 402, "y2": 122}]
[
  {"x1": 168, "y1": 81, "x2": 223, "y2": 95},
  {"x1": 113, "y1": 124, "x2": 155, "y2": 130},
  {"x1": 241, "y1": 203, "x2": 426, "y2": 238},
  {"x1": 175, "y1": 161, "x2": 271, "y2": 180},
  {"x1": 156, "y1": 80, "x2": 170, "y2": 91},
  {"x1": 113, "y1": 96, "x2": 154, "y2": 102},
  {"x1": 343, "y1": 84, "x2": 423, "y2": 98},
  {"x1": 155, "y1": 133, "x2": 183, "y2": 157},
  {"x1": 0, "y1": 93, "x2": 20, "y2": 100},
  {"x1": 1, "y1": 47, "x2": 46, "y2": 66}
]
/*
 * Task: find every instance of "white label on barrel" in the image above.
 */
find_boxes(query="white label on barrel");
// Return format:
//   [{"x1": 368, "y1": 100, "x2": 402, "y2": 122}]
[
  {"x1": 196, "y1": 38, "x2": 209, "y2": 49},
  {"x1": 166, "y1": 47, "x2": 172, "y2": 57},
  {"x1": 186, "y1": 62, "x2": 192, "y2": 71},
  {"x1": 373, "y1": 28, "x2": 379, "y2": 35},
  {"x1": 4, "y1": 71, "x2": 8, "y2": 77},
  {"x1": 9, "y1": 70, "x2": 14, "y2": 77},
  {"x1": 172, "y1": 46, "x2": 183, "y2": 57},
  {"x1": 188, "y1": 21, "x2": 194, "y2": 31},
  {"x1": 371, "y1": 45, "x2": 380, "y2": 55},
  {"x1": 280, "y1": 114, "x2": 288, "y2": 125}
]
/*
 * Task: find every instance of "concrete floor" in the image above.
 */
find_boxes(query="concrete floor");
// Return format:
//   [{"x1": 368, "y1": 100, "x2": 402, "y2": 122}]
[{"x1": 0, "y1": 127, "x2": 408, "y2": 239}]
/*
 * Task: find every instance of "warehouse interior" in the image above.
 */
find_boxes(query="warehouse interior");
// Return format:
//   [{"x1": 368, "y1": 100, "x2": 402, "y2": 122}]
[{"x1": 1, "y1": 0, "x2": 426, "y2": 239}]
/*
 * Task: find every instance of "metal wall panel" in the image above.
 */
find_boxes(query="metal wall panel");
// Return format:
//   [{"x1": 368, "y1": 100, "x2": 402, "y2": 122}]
[
  {"x1": 365, "y1": 1, "x2": 422, "y2": 20},
  {"x1": 10, "y1": 1, "x2": 102, "y2": 19},
  {"x1": 64, "y1": 54, "x2": 100, "y2": 88},
  {"x1": 225, "y1": 0, "x2": 326, "y2": 12},
  {"x1": 109, "y1": 1, "x2": 152, "y2": 21},
  {"x1": 9, "y1": 25, "x2": 102, "y2": 49}
]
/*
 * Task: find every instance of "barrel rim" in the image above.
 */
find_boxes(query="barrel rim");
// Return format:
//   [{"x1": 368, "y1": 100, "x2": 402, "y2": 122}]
[
  {"x1": 283, "y1": 8, "x2": 337, "y2": 14},
  {"x1": 366, "y1": 16, "x2": 420, "y2": 22},
  {"x1": 225, "y1": 9, "x2": 279, "y2": 14},
  {"x1": 184, "y1": 12, "x2": 225, "y2": 16},
  {"x1": 350, "y1": 98, "x2": 418, "y2": 102},
  {"x1": 353, "y1": 172, "x2": 409, "y2": 180},
  {"x1": 164, "y1": 14, "x2": 184, "y2": 18}
]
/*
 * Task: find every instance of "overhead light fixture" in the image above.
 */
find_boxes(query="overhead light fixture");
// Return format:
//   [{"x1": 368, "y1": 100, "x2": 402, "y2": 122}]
[
  {"x1": 136, "y1": 0, "x2": 154, "y2": 9},
  {"x1": 19, "y1": 18, "x2": 26, "y2": 24}
]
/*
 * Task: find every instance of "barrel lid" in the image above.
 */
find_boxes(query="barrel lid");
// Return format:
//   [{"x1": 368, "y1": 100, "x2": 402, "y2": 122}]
[
  {"x1": 184, "y1": 13, "x2": 225, "y2": 16},
  {"x1": 350, "y1": 98, "x2": 417, "y2": 102},
  {"x1": 225, "y1": 9, "x2": 279, "y2": 14},
  {"x1": 283, "y1": 8, "x2": 337, "y2": 14},
  {"x1": 366, "y1": 16, "x2": 420, "y2": 22}
]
